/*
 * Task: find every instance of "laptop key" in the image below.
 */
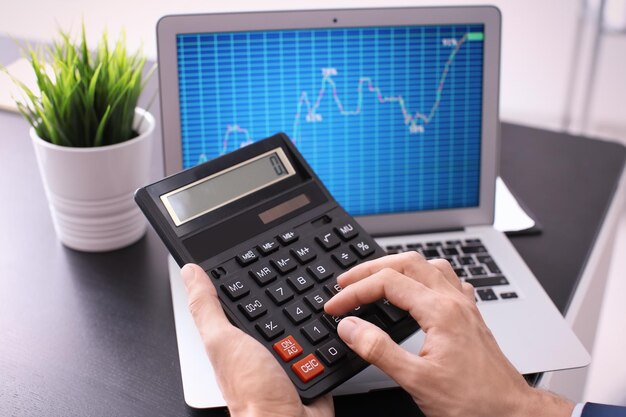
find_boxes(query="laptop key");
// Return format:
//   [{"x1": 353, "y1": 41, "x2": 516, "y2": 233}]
[
  {"x1": 453, "y1": 268, "x2": 467, "y2": 278},
  {"x1": 468, "y1": 266, "x2": 487, "y2": 276},
  {"x1": 500, "y1": 292, "x2": 518, "y2": 299},
  {"x1": 442, "y1": 247, "x2": 459, "y2": 256},
  {"x1": 461, "y1": 245, "x2": 487, "y2": 254},
  {"x1": 465, "y1": 276, "x2": 509, "y2": 287},
  {"x1": 421, "y1": 248, "x2": 440, "y2": 258},
  {"x1": 485, "y1": 261, "x2": 502, "y2": 274},
  {"x1": 477, "y1": 288, "x2": 498, "y2": 301},
  {"x1": 459, "y1": 256, "x2": 475, "y2": 266}
]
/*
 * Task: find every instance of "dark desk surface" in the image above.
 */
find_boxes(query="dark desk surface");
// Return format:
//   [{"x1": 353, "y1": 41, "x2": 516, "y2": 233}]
[{"x1": 1, "y1": 44, "x2": 625, "y2": 416}]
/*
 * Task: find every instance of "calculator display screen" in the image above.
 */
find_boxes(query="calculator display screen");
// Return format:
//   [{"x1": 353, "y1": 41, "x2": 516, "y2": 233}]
[{"x1": 161, "y1": 148, "x2": 295, "y2": 226}]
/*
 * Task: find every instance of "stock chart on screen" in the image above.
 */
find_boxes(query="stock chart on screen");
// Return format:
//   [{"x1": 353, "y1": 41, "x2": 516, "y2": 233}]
[{"x1": 176, "y1": 24, "x2": 484, "y2": 216}]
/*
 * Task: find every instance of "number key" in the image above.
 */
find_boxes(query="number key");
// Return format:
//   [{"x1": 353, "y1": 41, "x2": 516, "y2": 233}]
[
  {"x1": 307, "y1": 263, "x2": 333, "y2": 282},
  {"x1": 301, "y1": 319, "x2": 329, "y2": 344},
  {"x1": 284, "y1": 300, "x2": 312, "y2": 324},
  {"x1": 287, "y1": 274, "x2": 314, "y2": 293},
  {"x1": 238, "y1": 298, "x2": 267, "y2": 320},
  {"x1": 304, "y1": 290, "x2": 329, "y2": 312},
  {"x1": 266, "y1": 282, "x2": 294, "y2": 305}
]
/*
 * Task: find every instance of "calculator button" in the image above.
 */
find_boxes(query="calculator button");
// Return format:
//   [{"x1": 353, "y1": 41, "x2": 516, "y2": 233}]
[
  {"x1": 321, "y1": 313, "x2": 344, "y2": 330},
  {"x1": 249, "y1": 264, "x2": 277, "y2": 286},
  {"x1": 287, "y1": 274, "x2": 315, "y2": 293},
  {"x1": 324, "y1": 281, "x2": 343, "y2": 296},
  {"x1": 334, "y1": 223, "x2": 358, "y2": 241},
  {"x1": 278, "y1": 231, "x2": 299, "y2": 245},
  {"x1": 271, "y1": 256, "x2": 298, "y2": 275},
  {"x1": 375, "y1": 298, "x2": 408, "y2": 323},
  {"x1": 301, "y1": 319, "x2": 330, "y2": 344},
  {"x1": 362, "y1": 313, "x2": 388, "y2": 330},
  {"x1": 331, "y1": 249, "x2": 357, "y2": 269},
  {"x1": 257, "y1": 239, "x2": 280, "y2": 255},
  {"x1": 350, "y1": 240, "x2": 376, "y2": 258},
  {"x1": 255, "y1": 317, "x2": 285, "y2": 341},
  {"x1": 220, "y1": 277, "x2": 250, "y2": 301},
  {"x1": 290, "y1": 244, "x2": 317, "y2": 264},
  {"x1": 307, "y1": 263, "x2": 334, "y2": 282},
  {"x1": 210, "y1": 266, "x2": 227, "y2": 279},
  {"x1": 266, "y1": 282, "x2": 294, "y2": 305},
  {"x1": 236, "y1": 248, "x2": 258, "y2": 266},
  {"x1": 273, "y1": 335, "x2": 304, "y2": 362},
  {"x1": 238, "y1": 298, "x2": 267, "y2": 320},
  {"x1": 284, "y1": 300, "x2": 312, "y2": 324},
  {"x1": 315, "y1": 231, "x2": 341, "y2": 251},
  {"x1": 317, "y1": 339, "x2": 348, "y2": 366},
  {"x1": 291, "y1": 353, "x2": 325, "y2": 382},
  {"x1": 304, "y1": 290, "x2": 329, "y2": 313}
]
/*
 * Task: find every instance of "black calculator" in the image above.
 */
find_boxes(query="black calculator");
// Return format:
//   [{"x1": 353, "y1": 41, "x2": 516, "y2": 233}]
[{"x1": 135, "y1": 133, "x2": 419, "y2": 402}]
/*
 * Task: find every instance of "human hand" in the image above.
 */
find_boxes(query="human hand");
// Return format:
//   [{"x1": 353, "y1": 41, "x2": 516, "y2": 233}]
[
  {"x1": 181, "y1": 263, "x2": 334, "y2": 417},
  {"x1": 324, "y1": 252, "x2": 574, "y2": 417}
]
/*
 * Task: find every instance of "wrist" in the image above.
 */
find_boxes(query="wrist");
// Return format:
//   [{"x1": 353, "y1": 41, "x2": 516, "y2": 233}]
[
  {"x1": 512, "y1": 387, "x2": 575, "y2": 417},
  {"x1": 229, "y1": 404, "x2": 304, "y2": 417}
]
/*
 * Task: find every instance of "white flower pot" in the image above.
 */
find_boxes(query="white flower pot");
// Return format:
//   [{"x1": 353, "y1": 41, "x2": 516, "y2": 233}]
[{"x1": 31, "y1": 108, "x2": 155, "y2": 252}]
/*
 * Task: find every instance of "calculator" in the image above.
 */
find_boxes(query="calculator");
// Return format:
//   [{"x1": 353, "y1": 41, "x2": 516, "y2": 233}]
[{"x1": 135, "y1": 133, "x2": 419, "y2": 402}]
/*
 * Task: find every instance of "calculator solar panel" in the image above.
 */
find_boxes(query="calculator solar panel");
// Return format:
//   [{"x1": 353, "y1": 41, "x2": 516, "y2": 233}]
[{"x1": 135, "y1": 133, "x2": 419, "y2": 401}]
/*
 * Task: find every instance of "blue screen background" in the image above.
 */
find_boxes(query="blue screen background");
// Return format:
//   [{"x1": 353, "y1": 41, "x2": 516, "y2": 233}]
[{"x1": 176, "y1": 24, "x2": 484, "y2": 216}]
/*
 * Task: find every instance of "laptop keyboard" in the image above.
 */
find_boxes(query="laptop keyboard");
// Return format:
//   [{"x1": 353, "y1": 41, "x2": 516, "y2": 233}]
[{"x1": 384, "y1": 239, "x2": 518, "y2": 302}]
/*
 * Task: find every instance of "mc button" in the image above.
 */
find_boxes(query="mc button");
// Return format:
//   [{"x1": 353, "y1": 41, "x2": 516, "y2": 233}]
[{"x1": 220, "y1": 277, "x2": 249, "y2": 301}]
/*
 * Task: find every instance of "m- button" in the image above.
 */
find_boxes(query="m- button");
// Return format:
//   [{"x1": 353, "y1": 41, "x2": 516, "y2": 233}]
[{"x1": 291, "y1": 353, "x2": 325, "y2": 382}]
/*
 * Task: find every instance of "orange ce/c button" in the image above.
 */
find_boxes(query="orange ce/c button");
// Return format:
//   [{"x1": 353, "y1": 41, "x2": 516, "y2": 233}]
[{"x1": 291, "y1": 353, "x2": 325, "y2": 382}]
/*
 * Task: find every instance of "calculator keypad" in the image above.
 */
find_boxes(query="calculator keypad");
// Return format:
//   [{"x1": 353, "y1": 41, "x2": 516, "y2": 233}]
[{"x1": 207, "y1": 208, "x2": 417, "y2": 398}]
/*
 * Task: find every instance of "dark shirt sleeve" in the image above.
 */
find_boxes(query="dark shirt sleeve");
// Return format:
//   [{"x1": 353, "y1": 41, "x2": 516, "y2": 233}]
[{"x1": 582, "y1": 403, "x2": 626, "y2": 417}]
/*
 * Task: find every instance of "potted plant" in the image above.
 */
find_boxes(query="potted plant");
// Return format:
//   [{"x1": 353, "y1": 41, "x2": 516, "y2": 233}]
[{"x1": 8, "y1": 27, "x2": 156, "y2": 252}]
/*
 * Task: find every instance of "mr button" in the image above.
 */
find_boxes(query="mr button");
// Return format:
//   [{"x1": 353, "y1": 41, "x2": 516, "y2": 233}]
[{"x1": 291, "y1": 353, "x2": 325, "y2": 382}]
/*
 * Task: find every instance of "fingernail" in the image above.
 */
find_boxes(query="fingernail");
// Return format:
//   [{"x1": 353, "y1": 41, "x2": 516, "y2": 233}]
[
  {"x1": 338, "y1": 317, "x2": 358, "y2": 344},
  {"x1": 181, "y1": 264, "x2": 196, "y2": 289}
]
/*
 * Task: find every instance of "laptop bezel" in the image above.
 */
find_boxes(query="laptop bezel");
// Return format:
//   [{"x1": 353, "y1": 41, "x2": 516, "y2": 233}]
[{"x1": 156, "y1": 6, "x2": 501, "y2": 236}]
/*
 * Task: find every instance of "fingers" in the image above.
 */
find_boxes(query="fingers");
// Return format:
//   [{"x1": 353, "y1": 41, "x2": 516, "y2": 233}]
[
  {"x1": 461, "y1": 281, "x2": 476, "y2": 302},
  {"x1": 181, "y1": 263, "x2": 238, "y2": 353},
  {"x1": 337, "y1": 316, "x2": 426, "y2": 388},
  {"x1": 325, "y1": 267, "x2": 439, "y2": 330},
  {"x1": 338, "y1": 252, "x2": 461, "y2": 295}
]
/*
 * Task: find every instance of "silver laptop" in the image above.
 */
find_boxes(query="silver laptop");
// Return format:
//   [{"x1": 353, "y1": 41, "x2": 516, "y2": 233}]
[{"x1": 156, "y1": 7, "x2": 589, "y2": 408}]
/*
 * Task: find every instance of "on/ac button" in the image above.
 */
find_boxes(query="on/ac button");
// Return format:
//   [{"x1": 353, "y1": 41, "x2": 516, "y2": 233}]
[{"x1": 291, "y1": 353, "x2": 325, "y2": 382}]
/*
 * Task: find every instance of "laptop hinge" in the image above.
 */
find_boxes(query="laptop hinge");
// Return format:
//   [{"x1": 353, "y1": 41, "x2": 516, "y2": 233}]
[{"x1": 371, "y1": 226, "x2": 465, "y2": 238}]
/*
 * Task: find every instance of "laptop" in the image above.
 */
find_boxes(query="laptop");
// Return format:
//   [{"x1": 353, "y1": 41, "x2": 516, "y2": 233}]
[{"x1": 156, "y1": 6, "x2": 590, "y2": 408}]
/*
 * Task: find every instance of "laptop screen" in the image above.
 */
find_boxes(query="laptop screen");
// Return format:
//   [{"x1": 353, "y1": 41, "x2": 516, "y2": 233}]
[{"x1": 176, "y1": 23, "x2": 484, "y2": 216}]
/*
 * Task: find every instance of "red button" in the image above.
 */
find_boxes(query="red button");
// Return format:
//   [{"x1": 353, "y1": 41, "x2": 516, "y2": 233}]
[
  {"x1": 273, "y1": 335, "x2": 303, "y2": 362},
  {"x1": 291, "y1": 353, "x2": 325, "y2": 382}
]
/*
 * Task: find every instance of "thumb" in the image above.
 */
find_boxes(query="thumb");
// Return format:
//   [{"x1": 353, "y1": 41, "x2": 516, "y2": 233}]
[
  {"x1": 181, "y1": 264, "x2": 238, "y2": 353},
  {"x1": 337, "y1": 316, "x2": 424, "y2": 388}
]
